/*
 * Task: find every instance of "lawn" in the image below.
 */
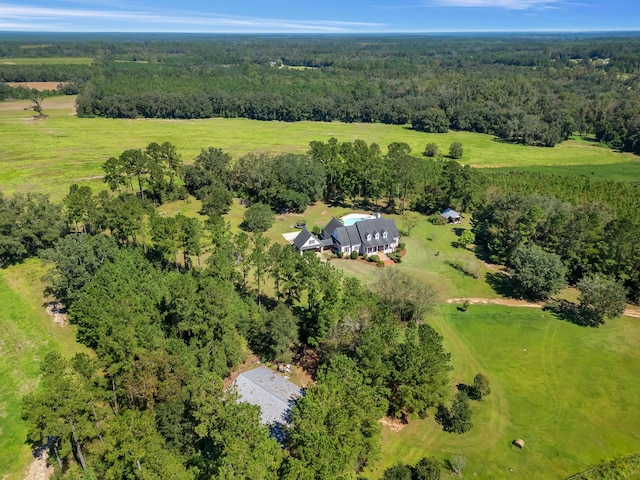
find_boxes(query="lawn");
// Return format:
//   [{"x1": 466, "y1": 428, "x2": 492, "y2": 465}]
[
  {"x1": 1, "y1": 96, "x2": 639, "y2": 201},
  {"x1": 368, "y1": 304, "x2": 640, "y2": 479},
  {"x1": 0, "y1": 260, "x2": 87, "y2": 480}
]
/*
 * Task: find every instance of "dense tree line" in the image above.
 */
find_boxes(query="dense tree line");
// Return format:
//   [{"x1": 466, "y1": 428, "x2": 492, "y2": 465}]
[
  {"x1": 63, "y1": 35, "x2": 640, "y2": 149},
  {"x1": 2, "y1": 35, "x2": 640, "y2": 150}
]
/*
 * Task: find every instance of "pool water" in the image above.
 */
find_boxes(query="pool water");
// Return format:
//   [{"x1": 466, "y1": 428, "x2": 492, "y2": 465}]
[{"x1": 342, "y1": 213, "x2": 376, "y2": 226}]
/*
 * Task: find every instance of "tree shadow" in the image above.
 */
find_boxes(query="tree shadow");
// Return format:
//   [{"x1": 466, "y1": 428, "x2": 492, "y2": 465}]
[
  {"x1": 543, "y1": 300, "x2": 601, "y2": 327},
  {"x1": 485, "y1": 272, "x2": 519, "y2": 299},
  {"x1": 492, "y1": 136, "x2": 517, "y2": 145},
  {"x1": 453, "y1": 227, "x2": 465, "y2": 237},
  {"x1": 456, "y1": 383, "x2": 481, "y2": 400}
]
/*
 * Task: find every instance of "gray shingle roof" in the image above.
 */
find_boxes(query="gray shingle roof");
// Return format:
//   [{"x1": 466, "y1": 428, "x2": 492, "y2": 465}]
[
  {"x1": 293, "y1": 228, "x2": 322, "y2": 251},
  {"x1": 234, "y1": 366, "x2": 303, "y2": 425},
  {"x1": 322, "y1": 217, "x2": 343, "y2": 240},
  {"x1": 356, "y1": 218, "x2": 400, "y2": 248}
]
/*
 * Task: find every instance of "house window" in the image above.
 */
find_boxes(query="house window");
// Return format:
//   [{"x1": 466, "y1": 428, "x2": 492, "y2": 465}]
[
  {"x1": 383, "y1": 231, "x2": 387, "y2": 238},
  {"x1": 367, "y1": 234, "x2": 371, "y2": 241},
  {"x1": 375, "y1": 232, "x2": 379, "y2": 239}
]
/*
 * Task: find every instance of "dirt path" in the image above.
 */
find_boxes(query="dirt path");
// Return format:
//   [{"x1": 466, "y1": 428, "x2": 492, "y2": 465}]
[{"x1": 446, "y1": 297, "x2": 640, "y2": 318}]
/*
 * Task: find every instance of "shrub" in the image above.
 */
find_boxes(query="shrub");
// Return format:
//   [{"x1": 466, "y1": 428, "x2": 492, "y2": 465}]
[
  {"x1": 397, "y1": 242, "x2": 406, "y2": 251},
  {"x1": 369, "y1": 255, "x2": 380, "y2": 263},
  {"x1": 350, "y1": 250, "x2": 358, "y2": 259},
  {"x1": 312, "y1": 225, "x2": 321, "y2": 235},
  {"x1": 337, "y1": 250, "x2": 344, "y2": 258},
  {"x1": 423, "y1": 142, "x2": 441, "y2": 158},
  {"x1": 429, "y1": 214, "x2": 447, "y2": 225},
  {"x1": 449, "y1": 141, "x2": 464, "y2": 159},
  {"x1": 388, "y1": 252, "x2": 402, "y2": 263},
  {"x1": 447, "y1": 259, "x2": 479, "y2": 279}
]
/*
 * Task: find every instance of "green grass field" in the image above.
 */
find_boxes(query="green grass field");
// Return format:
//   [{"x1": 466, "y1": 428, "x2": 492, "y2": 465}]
[
  {"x1": 1, "y1": 96, "x2": 639, "y2": 200},
  {"x1": 0, "y1": 57, "x2": 93, "y2": 65},
  {"x1": 0, "y1": 260, "x2": 87, "y2": 480},
  {"x1": 368, "y1": 304, "x2": 640, "y2": 479}
]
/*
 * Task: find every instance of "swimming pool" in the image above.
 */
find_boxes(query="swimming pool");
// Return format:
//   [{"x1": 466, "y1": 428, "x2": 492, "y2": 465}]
[{"x1": 341, "y1": 213, "x2": 376, "y2": 226}]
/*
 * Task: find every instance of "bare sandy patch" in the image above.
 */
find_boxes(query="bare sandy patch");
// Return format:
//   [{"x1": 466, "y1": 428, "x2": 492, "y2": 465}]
[
  {"x1": 22, "y1": 444, "x2": 53, "y2": 480},
  {"x1": 380, "y1": 416, "x2": 407, "y2": 433},
  {"x1": 8, "y1": 82, "x2": 65, "y2": 91},
  {"x1": 45, "y1": 302, "x2": 67, "y2": 326}
]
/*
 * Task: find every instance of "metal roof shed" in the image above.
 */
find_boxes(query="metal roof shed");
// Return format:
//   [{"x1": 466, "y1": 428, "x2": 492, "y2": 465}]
[{"x1": 233, "y1": 366, "x2": 303, "y2": 425}]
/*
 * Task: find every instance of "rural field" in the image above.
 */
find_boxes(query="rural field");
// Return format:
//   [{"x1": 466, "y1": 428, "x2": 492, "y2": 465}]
[
  {"x1": 0, "y1": 57, "x2": 93, "y2": 65},
  {"x1": 2, "y1": 95, "x2": 640, "y2": 200},
  {"x1": 369, "y1": 304, "x2": 640, "y2": 479},
  {"x1": 2, "y1": 92, "x2": 640, "y2": 479},
  {"x1": 0, "y1": 260, "x2": 87, "y2": 480}
]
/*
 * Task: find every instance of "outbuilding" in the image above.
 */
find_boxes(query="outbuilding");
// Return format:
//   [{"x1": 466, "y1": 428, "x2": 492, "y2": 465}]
[{"x1": 441, "y1": 208, "x2": 462, "y2": 224}]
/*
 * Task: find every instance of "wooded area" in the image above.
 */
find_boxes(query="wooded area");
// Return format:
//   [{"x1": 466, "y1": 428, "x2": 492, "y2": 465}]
[{"x1": 1, "y1": 34, "x2": 640, "y2": 151}]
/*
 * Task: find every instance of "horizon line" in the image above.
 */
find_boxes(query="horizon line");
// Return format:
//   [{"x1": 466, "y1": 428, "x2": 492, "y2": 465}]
[{"x1": 1, "y1": 29, "x2": 639, "y2": 34}]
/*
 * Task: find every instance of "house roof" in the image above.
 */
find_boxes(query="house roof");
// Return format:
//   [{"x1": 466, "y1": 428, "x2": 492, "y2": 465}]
[
  {"x1": 441, "y1": 208, "x2": 461, "y2": 219},
  {"x1": 356, "y1": 218, "x2": 400, "y2": 248},
  {"x1": 332, "y1": 224, "x2": 361, "y2": 246},
  {"x1": 233, "y1": 366, "x2": 303, "y2": 425},
  {"x1": 322, "y1": 217, "x2": 343, "y2": 240},
  {"x1": 293, "y1": 228, "x2": 322, "y2": 251}
]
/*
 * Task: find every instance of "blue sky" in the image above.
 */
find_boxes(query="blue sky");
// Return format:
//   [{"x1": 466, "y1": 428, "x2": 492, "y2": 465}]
[{"x1": 0, "y1": 0, "x2": 638, "y2": 33}]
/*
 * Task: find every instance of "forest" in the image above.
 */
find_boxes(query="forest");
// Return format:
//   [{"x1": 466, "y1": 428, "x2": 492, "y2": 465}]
[{"x1": 1, "y1": 34, "x2": 640, "y2": 151}]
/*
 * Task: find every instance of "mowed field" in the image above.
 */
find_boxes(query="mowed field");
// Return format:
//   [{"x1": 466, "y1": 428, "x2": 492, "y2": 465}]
[
  {"x1": 1, "y1": 57, "x2": 92, "y2": 65},
  {"x1": 368, "y1": 304, "x2": 640, "y2": 479},
  {"x1": 0, "y1": 260, "x2": 87, "y2": 480},
  {"x1": 1, "y1": 96, "x2": 640, "y2": 200},
  {"x1": 7, "y1": 82, "x2": 65, "y2": 91}
]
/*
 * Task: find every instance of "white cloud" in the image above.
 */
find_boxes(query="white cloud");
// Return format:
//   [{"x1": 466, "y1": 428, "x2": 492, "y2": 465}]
[
  {"x1": 0, "y1": 4, "x2": 384, "y2": 32},
  {"x1": 432, "y1": 0, "x2": 558, "y2": 9}
]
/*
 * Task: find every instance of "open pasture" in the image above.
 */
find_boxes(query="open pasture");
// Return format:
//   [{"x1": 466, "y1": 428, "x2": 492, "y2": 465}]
[
  {"x1": 370, "y1": 305, "x2": 640, "y2": 479},
  {"x1": 1, "y1": 57, "x2": 93, "y2": 65},
  {"x1": 7, "y1": 81, "x2": 65, "y2": 91},
  {"x1": 0, "y1": 260, "x2": 87, "y2": 480},
  {"x1": 1, "y1": 96, "x2": 639, "y2": 200}
]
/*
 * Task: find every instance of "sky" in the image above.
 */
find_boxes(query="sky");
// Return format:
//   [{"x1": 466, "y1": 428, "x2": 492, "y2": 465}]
[{"x1": 0, "y1": 0, "x2": 638, "y2": 33}]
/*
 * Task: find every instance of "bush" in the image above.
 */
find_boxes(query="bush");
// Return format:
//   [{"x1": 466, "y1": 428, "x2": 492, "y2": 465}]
[
  {"x1": 312, "y1": 225, "x2": 321, "y2": 235},
  {"x1": 447, "y1": 259, "x2": 479, "y2": 279},
  {"x1": 449, "y1": 141, "x2": 464, "y2": 159},
  {"x1": 469, "y1": 373, "x2": 491, "y2": 400},
  {"x1": 350, "y1": 250, "x2": 358, "y2": 259},
  {"x1": 337, "y1": 250, "x2": 344, "y2": 258},
  {"x1": 397, "y1": 242, "x2": 406, "y2": 251},
  {"x1": 423, "y1": 142, "x2": 441, "y2": 158},
  {"x1": 429, "y1": 214, "x2": 447, "y2": 225},
  {"x1": 388, "y1": 252, "x2": 402, "y2": 263},
  {"x1": 369, "y1": 255, "x2": 380, "y2": 263}
]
